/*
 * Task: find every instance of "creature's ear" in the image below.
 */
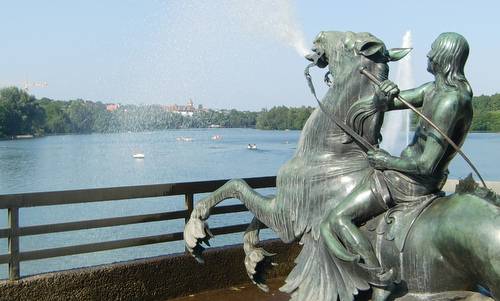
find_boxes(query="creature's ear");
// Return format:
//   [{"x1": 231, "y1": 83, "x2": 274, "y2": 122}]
[
  {"x1": 314, "y1": 31, "x2": 326, "y2": 43},
  {"x1": 356, "y1": 40, "x2": 385, "y2": 57},
  {"x1": 344, "y1": 32, "x2": 356, "y2": 50},
  {"x1": 387, "y1": 48, "x2": 412, "y2": 61}
]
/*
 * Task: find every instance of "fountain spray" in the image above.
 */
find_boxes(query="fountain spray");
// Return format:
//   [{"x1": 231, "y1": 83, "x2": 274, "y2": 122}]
[{"x1": 380, "y1": 30, "x2": 414, "y2": 155}]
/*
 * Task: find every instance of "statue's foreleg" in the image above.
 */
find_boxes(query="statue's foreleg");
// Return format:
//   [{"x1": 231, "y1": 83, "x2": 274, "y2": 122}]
[
  {"x1": 191, "y1": 178, "x2": 275, "y2": 220},
  {"x1": 184, "y1": 179, "x2": 277, "y2": 261},
  {"x1": 243, "y1": 217, "x2": 277, "y2": 292}
]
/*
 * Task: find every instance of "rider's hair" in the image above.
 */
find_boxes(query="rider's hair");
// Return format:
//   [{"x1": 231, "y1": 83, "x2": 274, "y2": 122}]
[{"x1": 430, "y1": 32, "x2": 472, "y2": 95}]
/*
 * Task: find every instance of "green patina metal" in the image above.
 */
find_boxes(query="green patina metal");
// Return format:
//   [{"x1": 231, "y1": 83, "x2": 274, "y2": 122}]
[{"x1": 184, "y1": 31, "x2": 500, "y2": 301}]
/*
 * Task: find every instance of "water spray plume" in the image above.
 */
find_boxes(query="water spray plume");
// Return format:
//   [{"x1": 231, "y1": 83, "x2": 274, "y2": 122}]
[
  {"x1": 226, "y1": 0, "x2": 309, "y2": 56},
  {"x1": 381, "y1": 30, "x2": 414, "y2": 155}
]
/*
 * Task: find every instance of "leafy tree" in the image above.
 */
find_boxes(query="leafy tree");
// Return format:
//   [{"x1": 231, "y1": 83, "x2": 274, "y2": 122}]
[
  {"x1": 0, "y1": 87, "x2": 45, "y2": 137},
  {"x1": 256, "y1": 106, "x2": 314, "y2": 130},
  {"x1": 38, "y1": 99, "x2": 71, "y2": 134}
]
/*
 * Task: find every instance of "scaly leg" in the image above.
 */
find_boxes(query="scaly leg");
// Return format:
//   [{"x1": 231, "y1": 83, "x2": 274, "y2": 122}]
[
  {"x1": 243, "y1": 217, "x2": 276, "y2": 292},
  {"x1": 184, "y1": 179, "x2": 277, "y2": 262}
]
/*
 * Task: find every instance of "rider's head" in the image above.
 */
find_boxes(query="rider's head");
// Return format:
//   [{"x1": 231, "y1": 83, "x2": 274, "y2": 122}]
[{"x1": 427, "y1": 32, "x2": 471, "y2": 94}]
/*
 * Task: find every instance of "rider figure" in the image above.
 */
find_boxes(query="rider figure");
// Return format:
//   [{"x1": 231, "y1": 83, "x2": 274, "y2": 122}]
[{"x1": 320, "y1": 32, "x2": 473, "y2": 285}]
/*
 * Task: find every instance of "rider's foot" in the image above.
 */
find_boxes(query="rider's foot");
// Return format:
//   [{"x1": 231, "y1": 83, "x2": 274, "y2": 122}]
[
  {"x1": 358, "y1": 263, "x2": 395, "y2": 286},
  {"x1": 321, "y1": 222, "x2": 361, "y2": 262}
]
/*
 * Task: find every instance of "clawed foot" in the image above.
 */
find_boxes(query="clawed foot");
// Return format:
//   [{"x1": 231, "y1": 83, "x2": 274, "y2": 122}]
[
  {"x1": 245, "y1": 247, "x2": 277, "y2": 292},
  {"x1": 184, "y1": 209, "x2": 213, "y2": 263}
]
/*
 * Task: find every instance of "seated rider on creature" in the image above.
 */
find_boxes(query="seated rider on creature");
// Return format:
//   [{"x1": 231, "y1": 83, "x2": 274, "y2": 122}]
[{"x1": 321, "y1": 32, "x2": 473, "y2": 285}]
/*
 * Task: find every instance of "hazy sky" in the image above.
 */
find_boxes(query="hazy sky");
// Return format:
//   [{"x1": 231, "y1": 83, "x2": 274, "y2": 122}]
[{"x1": 1, "y1": 0, "x2": 499, "y2": 110}]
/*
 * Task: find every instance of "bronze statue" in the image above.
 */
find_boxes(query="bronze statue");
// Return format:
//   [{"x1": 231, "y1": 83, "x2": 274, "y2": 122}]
[{"x1": 184, "y1": 31, "x2": 500, "y2": 300}]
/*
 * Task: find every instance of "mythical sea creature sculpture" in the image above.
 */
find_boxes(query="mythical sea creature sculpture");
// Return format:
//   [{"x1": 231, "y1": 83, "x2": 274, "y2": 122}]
[{"x1": 184, "y1": 31, "x2": 500, "y2": 301}]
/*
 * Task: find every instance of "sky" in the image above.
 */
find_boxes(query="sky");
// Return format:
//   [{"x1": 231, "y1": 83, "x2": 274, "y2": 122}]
[{"x1": 1, "y1": 0, "x2": 499, "y2": 111}]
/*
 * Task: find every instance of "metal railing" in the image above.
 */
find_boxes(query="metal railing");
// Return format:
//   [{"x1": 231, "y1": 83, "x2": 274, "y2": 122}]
[
  {"x1": 1, "y1": 176, "x2": 498, "y2": 281},
  {"x1": 0, "y1": 176, "x2": 276, "y2": 281}
]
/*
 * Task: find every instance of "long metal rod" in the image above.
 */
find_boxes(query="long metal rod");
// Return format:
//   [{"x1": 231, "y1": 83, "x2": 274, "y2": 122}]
[{"x1": 360, "y1": 67, "x2": 487, "y2": 188}]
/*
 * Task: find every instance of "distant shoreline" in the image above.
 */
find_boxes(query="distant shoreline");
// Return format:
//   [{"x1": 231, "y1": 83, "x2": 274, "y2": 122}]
[
  {"x1": 2, "y1": 86, "x2": 500, "y2": 137},
  {"x1": 2, "y1": 128, "x2": 499, "y2": 142}
]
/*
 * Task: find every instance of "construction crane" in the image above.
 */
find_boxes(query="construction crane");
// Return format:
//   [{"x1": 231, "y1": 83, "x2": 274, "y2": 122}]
[{"x1": 23, "y1": 81, "x2": 48, "y2": 92}]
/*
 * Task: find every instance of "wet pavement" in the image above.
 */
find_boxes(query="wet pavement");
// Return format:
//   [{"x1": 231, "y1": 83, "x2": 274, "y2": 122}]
[{"x1": 170, "y1": 278, "x2": 290, "y2": 301}]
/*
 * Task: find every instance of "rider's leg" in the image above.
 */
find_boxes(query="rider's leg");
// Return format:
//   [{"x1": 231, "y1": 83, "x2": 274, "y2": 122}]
[{"x1": 321, "y1": 179, "x2": 387, "y2": 268}]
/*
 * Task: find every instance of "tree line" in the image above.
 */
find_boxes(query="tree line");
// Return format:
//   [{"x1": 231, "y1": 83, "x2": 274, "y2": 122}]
[
  {"x1": 470, "y1": 93, "x2": 500, "y2": 132},
  {"x1": 0, "y1": 87, "x2": 308, "y2": 137},
  {"x1": 1, "y1": 86, "x2": 500, "y2": 138}
]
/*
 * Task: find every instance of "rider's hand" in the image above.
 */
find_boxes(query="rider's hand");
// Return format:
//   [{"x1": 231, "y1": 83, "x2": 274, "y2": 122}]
[
  {"x1": 367, "y1": 149, "x2": 391, "y2": 170},
  {"x1": 374, "y1": 80, "x2": 399, "y2": 112}
]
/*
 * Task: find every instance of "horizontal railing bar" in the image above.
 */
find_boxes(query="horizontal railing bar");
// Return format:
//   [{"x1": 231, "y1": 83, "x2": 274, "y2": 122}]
[
  {"x1": 0, "y1": 223, "x2": 251, "y2": 263},
  {"x1": 209, "y1": 223, "x2": 250, "y2": 236},
  {"x1": 1, "y1": 211, "x2": 187, "y2": 238},
  {"x1": 0, "y1": 205, "x2": 250, "y2": 239},
  {"x1": 17, "y1": 232, "x2": 183, "y2": 262},
  {"x1": 442, "y1": 179, "x2": 500, "y2": 192},
  {"x1": 0, "y1": 176, "x2": 276, "y2": 209},
  {"x1": 211, "y1": 204, "x2": 248, "y2": 215},
  {"x1": 0, "y1": 228, "x2": 9, "y2": 238}
]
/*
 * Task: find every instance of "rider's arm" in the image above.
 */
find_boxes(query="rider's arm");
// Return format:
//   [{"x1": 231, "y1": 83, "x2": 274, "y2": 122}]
[
  {"x1": 382, "y1": 96, "x2": 461, "y2": 175},
  {"x1": 386, "y1": 82, "x2": 433, "y2": 111}
]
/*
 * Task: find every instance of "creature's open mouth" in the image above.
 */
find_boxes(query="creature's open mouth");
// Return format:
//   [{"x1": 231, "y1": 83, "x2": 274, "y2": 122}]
[
  {"x1": 305, "y1": 46, "x2": 328, "y2": 68},
  {"x1": 305, "y1": 52, "x2": 318, "y2": 62},
  {"x1": 305, "y1": 47, "x2": 323, "y2": 62}
]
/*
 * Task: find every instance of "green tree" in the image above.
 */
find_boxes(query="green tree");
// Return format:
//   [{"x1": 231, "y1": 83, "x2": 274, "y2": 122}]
[
  {"x1": 38, "y1": 99, "x2": 71, "y2": 134},
  {"x1": 256, "y1": 106, "x2": 313, "y2": 130},
  {"x1": 0, "y1": 87, "x2": 45, "y2": 137}
]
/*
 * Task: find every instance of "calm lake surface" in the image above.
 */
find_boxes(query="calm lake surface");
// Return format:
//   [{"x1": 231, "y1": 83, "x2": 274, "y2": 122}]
[{"x1": 0, "y1": 128, "x2": 498, "y2": 277}]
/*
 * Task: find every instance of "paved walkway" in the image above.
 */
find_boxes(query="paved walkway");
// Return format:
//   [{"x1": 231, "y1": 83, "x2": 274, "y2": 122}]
[{"x1": 170, "y1": 278, "x2": 289, "y2": 301}]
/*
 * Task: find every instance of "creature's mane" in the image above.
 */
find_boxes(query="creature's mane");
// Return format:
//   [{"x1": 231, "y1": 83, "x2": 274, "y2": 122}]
[{"x1": 455, "y1": 174, "x2": 499, "y2": 206}]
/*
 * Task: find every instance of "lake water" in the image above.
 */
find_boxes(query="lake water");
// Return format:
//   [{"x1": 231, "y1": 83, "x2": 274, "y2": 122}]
[{"x1": 0, "y1": 128, "x2": 498, "y2": 278}]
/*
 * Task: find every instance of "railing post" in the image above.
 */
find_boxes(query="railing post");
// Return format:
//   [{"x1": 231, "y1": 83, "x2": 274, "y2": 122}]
[
  {"x1": 8, "y1": 207, "x2": 20, "y2": 280},
  {"x1": 184, "y1": 193, "x2": 194, "y2": 224},
  {"x1": 184, "y1": 193, "x2": 194, "y2": 253}
]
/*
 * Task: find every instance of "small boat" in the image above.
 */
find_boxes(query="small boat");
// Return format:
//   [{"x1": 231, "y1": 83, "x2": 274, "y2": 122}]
[
  {"x1": 176, "y1": 137, "x2": 193, "y2": 142},
  {"x1": 133, "y1": 153, "x2": 145, "y2": 159},
  {"x1": 247, "y1": 144, "x2": 257, "y2": 150},
  {"x1": 15, "y1": 134, "x2": 34, "y2": 139},
  {"x1": 211, "y1": 135, "x2": 222, "y2": 140}
]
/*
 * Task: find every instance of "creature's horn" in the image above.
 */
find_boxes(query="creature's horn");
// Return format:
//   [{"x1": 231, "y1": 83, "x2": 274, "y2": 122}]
[{"x1": 387, "y1": 48, "x2": 412, "y2": 61}]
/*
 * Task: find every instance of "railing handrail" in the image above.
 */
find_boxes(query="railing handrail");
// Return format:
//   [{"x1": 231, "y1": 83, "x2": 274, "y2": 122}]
[
  {"x1": 0, "y1": 176, "x2": 277, "y2": 281},
  {"x1": 0, "y1": 176, "x2": 277, "y2": 208}
]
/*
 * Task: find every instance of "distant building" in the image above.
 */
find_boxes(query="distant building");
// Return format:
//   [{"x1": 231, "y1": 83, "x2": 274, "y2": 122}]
[
  {"x1": 163, "y1": 99, "x2": 206, "y2": 117},
  {"x1": 106, "y1": 103, "x2": 120, "y2": 112}
]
